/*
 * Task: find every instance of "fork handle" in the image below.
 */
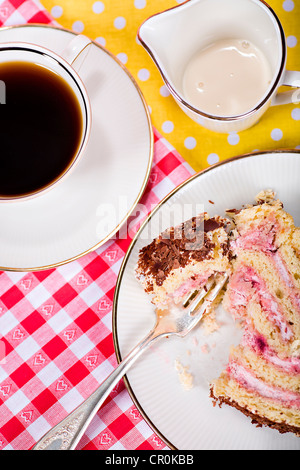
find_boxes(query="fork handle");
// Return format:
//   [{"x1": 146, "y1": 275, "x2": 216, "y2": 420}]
[{"x1": 33, "y1": 328, "x2": 163, "y2": 450}]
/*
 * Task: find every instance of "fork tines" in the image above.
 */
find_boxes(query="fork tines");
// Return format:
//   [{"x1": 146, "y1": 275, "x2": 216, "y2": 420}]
[{"x1": 183, "y1": 272, "x2": 228, "y2": 314}]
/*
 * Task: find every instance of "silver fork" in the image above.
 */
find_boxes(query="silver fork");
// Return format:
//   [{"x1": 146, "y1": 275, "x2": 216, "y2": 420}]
[{"x1": 32, "y1": 272, "x2": 228, "y2": 451}]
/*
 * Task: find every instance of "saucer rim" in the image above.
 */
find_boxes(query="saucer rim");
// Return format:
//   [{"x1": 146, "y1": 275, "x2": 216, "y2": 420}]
[{"x1": 0, "y1": 24, "x2": 154, "y2": 272}]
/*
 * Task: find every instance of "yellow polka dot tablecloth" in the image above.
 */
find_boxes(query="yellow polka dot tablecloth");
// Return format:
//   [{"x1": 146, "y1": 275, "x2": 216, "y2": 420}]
[{"x1": 42, "y1": 0, "x2": 300, "y2": 172}]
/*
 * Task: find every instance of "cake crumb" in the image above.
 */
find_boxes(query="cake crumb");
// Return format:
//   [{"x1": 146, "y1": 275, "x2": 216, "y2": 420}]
[
  {"x1": 201, "y1": 343, "x2": 210, "y2": 354},
  {"x1": 174, "y1": 359, "x2": 194, "y2": 390},
  {"x1": 202, "y1": 310, "x2": 220, "y2": 335},
  {"x1": 255, "y1": 189, "x2": 276, "y2": 204}
]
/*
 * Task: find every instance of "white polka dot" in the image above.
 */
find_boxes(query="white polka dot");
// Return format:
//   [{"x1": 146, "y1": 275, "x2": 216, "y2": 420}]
[
  {"x1": 51, "y1": 5, "x2": 63, "y2": 18},
  {"x1": 162, "y1": 121, "x2": 174, "y2": 133},
  {"x1": 271, "y1": 128, "x2": 283, "y2": 141},
  {"x1": 287, "y1": 35, "x2": 297, "y2": 48},
  {"x1": 92, "y1": 1, "x2": 105, "y2": 14},
  {"x1": 283, "y1": 0, "x2": 294, "y2": 11},
  {"x1": 227, "y1": 132, "x2": 240, "y2": 145},
  {"x1": 134, "y1": 0, "x2": 146, "y2": 8},
  {"x1": 114, "y1": 17, "x2": 126, "y2": 30},
  {"x1": 72, "y1": 21, "x2": 84, "y2": 33},
  {"x1": 117, "y1": 53, "x2": 128, "y2": 64},
  {"x1": 184, "y1": 137, "x2": 197, "y2": 149},
  {"x1": 138, "y1": 68, "x2": 150, "y2": 81},
  {"x1": 207, "y1": 153, "x2": 220, "y2": 165},
  {"x1": 292, "y1": 108, "x2": 300, "y2": 120},
  {"x1": 95, "y1": 37, "x2": 106, "y2": 47},
  {"x1": 160, "y1": 85, "x2": 170, "y2": 97}
]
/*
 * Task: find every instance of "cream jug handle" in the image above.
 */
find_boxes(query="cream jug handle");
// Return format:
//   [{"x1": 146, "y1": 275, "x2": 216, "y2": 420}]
[
  {"x1": 271, "y1": 70, "x2": 300, "y2": 106},
  {"x1": 61, "y1": 34, "x2": 92, "y2": 71}
]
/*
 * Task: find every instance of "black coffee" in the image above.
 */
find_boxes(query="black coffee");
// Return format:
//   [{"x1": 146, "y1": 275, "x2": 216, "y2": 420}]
[{"x1": 0, "y1": 61, "x2": 83, "y2": 197}]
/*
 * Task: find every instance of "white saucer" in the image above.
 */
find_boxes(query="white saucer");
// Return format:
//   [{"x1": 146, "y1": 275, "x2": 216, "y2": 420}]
[{"x1": 0, "y1": 25, "x2": 153, "y2": 271}]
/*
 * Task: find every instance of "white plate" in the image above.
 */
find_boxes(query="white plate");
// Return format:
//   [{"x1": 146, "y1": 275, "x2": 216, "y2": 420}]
[
  {"x1": 113, "y1": 151, "x2": 300, "y2": 450},
  {"x1": 0, "y1": 25, "x2": 153, "y2": 271}
]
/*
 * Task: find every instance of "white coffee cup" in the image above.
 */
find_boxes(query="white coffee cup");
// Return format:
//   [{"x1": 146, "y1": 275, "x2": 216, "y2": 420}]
[
  {"x1": 0, "y1": 35, "x2": 92, "y2": 201},
  {"x1": 138, "y1": 0, "x2": 300, "y2": 133}
]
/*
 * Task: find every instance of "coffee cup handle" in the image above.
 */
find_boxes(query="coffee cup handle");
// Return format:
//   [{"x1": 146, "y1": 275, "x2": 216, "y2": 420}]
[
  {"x1": 61, "y1": 34, "x2": 92, "y2": 71},
  {"x1": 271, "y1": 70, "x2": 300, "y2": 106}
]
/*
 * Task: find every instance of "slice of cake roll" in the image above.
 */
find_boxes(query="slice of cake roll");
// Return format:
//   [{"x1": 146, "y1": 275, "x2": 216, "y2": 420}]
[
  {"x1": 211, "y1": 192, "x2": 300, "y2": 436},
  {"x1": 135, "y1": 213, "x2": 231, "y2": 315}
]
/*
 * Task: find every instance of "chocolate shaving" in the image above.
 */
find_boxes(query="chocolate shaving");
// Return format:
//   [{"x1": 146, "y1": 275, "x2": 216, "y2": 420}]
[
  {"x1": 137, "y1": 215, "x2": 226, "y2": 289},
  {"x1": 226, "y1": 208, "x2": 241, "y2": 215},
  {"x1": 204, "y1": 218, "x2": 222, "y2": 232}
]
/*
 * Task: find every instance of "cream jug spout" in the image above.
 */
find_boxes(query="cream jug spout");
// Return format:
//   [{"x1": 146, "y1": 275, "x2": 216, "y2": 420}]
[
  {"x1": 137, "y1": 0, "x2": 295, "y2": 134},
  {"x1": 138, "y1": 2, "x2": 197, "y2": 104}
]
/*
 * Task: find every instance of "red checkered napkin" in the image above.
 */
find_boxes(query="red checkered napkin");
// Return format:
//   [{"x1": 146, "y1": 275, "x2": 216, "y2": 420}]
[{"x1": 0, "y1": 0, "x2": 195, "y2": 451}]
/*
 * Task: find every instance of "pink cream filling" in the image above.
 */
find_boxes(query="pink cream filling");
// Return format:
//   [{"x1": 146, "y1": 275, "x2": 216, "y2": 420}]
[
  {"x1": 172, "y1": 271, "x2": 212, "y2": 300},
  {"x1": 273, "y1": 251, "x2": 300, "y2": 312},
  {"x1": 231, "y1": 216, "x2": 278, "y2": 255},
  {"x1": 227, "y1": 265, "x2": 293, "y2": 342},
  {"x1": 227, "y1": 216, "x2": 300, "y2": 341},
  {"x1": 223, "y1": 217, "x2": 300, "y2": 407},
  {"x1": 242, "y1": 328, "x2": 300, "y2": 375},
  {"x1": 227, "y1": 360, "x2": 300, "y2": 409}
]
